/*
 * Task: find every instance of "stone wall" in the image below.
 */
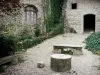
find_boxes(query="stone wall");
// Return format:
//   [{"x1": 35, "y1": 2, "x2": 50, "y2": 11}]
[
  {"x1": 20, "y1": 0, "x2": 44, "y2": 36},
  {"x1": 0, "y1": 0, "x2": 44, "y2": 37},
  {"x1": 66, "y1": 0, "x2": 100, "y2": 33},
  {"x1": 20, "y1": 0, "x2": 44, "y2": 25},
  {"x1": 0, "y1": 9, "x2": 22, "y2": 36}
]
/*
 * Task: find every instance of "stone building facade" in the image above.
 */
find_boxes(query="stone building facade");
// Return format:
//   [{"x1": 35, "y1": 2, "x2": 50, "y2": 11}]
[
  {"x1": 19, "y1": 0, "x2": 44, "y2": 36},
  {"x1": 66, "y1": 0, "x2": 100, "y2": 33},
  {"x1": 0, "y1": 0, "x2": 44, "y2": 36},
  {"x1": 20, "y1": 0, "x2": 43, "y2": 25}
]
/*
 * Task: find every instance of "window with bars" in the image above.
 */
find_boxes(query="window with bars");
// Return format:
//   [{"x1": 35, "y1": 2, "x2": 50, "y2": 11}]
[
  {"x1": 72, "y1": 3, "x2": 77, "y2": 9},
  {"x1": 24, "y1": 5, "x2": 38, "y2": 24}
]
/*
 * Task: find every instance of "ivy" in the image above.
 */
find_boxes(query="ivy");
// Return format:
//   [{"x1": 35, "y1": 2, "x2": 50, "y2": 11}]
[
  {"x1": 0, "y1": 0, "x2": 20, "y2": 13},
  {"x1": 43, "y1": 0, "x2": 64, "y2": 33},
  {"x1": 85, "y1": 32, "x2": 100, "y2": 53},
  {"x1": 51, "y1": 0, "x2": 64, "y2": 24}
]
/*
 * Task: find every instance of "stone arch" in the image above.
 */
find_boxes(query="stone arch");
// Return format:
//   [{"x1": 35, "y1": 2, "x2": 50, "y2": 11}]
[
  {"x1": 25, "y1": 5, "x2": 38, "y2": 12},
  {"x1": 84, "y1": 14, "x2": 95, "y2": 32}
]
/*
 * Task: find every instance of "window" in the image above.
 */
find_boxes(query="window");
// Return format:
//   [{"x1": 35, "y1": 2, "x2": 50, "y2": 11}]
[
  {"x1": 72, "y1": 3, "x2": 77, "y2": 9},
  {"x1": 25, "y1": 5, "x2": 38, "y2": 24}
]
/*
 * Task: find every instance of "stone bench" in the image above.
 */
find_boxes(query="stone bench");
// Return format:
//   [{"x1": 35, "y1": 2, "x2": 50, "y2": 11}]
[
  {"x1": 0, "y1": 56, "x2": 14, "y2": 65},
  {"x1": 53, "y1": 44, "x2": 83, "y2": 55},
  {"x1": 0, "y1": 53, "x2": 23, "y2": 66}
]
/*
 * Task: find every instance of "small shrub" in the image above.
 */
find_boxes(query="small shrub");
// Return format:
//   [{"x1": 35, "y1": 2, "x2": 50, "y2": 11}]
[
  {"x1": 19, "y1": 26, "x2": 33, "y2": 40},
  {"x1": 22, "y1": 36, "x2": 47, "y2": 49},
  {"x1": 19, "y1": 35, "x2": 32, "y2": 40},
  {"x1": 0, "y1": 65, "x2": 9, "y2": 73},
  {"x1": 0, "y1": 23, "x2": 17, "y2": 35},
  {"x1": 12, "y1": 23, "x2": 64, "y2": 51},
  {"x1": 34, "y1": 25, "x2": 41, "y2": 37},
  {"x1": 0, "y1": 34, "x2": 18, "y2": 58},
  {"x1": 61, "y1": 49, "x2": 73, "y2": 55},
  {"x1": 85, "y1": 32, "x2": 100, "y2": 53},
  {"x1": 48, "y1": 23, "x2": 64, "y2": 38},
  {"x1": 0, "y1": 24, "x2": 8, "y2": 33}
]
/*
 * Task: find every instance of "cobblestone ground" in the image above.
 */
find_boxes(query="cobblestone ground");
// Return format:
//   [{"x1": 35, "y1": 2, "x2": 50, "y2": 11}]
[{"x1": 0, "y1": 33, "x2": 100, "y2": 75}]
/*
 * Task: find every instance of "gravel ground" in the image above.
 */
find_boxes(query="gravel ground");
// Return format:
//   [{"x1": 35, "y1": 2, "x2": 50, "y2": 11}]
[{"x1": 0, "y1": 33, "x2": 100, "y2": 75}]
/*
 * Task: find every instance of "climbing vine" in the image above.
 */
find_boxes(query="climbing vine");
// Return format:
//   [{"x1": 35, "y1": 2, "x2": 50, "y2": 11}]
[
  {"x1": 43, "y1": 0, "x2": 51, "y2": 32},
  {"x1": 50, "y1": 0, "x2": 64, "y2": 24},
  {"x1": 43, "y1": 0, "x2": 64, "y2": 33}
]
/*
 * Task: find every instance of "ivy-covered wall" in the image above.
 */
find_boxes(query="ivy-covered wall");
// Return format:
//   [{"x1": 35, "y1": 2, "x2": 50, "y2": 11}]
[
  {"x1": 43, "y1": 0, "x2": 64, "y2": 33},
  {"x1": 0, "y1": 0, "x2": 66, "y2": 37},
  {"x1": 0, "y1": 0, "x2": 44, "y2": 37}
]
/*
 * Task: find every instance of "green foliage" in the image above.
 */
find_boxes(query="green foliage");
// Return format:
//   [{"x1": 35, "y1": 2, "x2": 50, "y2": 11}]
[
  {"x1": 0, "y1": 0, "x2": 65, "y2": 58},
  {"x1": 0, "y1": 34, "x2": 19, "y2": 58},
  {"x1": 43, "y1": 0, "x2": 52, "y2": 32},
  {"x1": 50, "y1": 0, "x2": 64, "y2": 24},
  {"x1": 0, "y1": 65, "x2": 8, "y2": 73},
  {"x1": 0, "y1": 0, "x2": 20, "y2": 14},
  {"x1": 19, "y1": 26, "x2": 33, "y2": 40},
  {"x1": 0, "y1": 33, "x2": 27, "y2": 58},
  {"x1": 7, "y1": 23, "x2": 17, "y2": 34},
  {"x1": 22, "y1": 36, "x2": 47, "y2": 49},
  {"x1": 0, "y1": 23, "x2": 17, "y2": 35},
  {"x1": 35, "y1": 25, "x2": 41, "y2": 37},
  {"x1": 48, "y1": 23, "x2": 64, "y2": 38},
  {"x1": 0, "y1": 23, "x2": 64, "y2": 58},
  {"x1": 19, "y1": 35, "x2": 32, "y2": 41},
  {"x1": 43, "y1": 0, "x2": 64, "y2": 33},
  {"x1": 85, "y1": 32, "x2": 100, "y2": 53},
  {"x1": 0, "y1": 24, "x2": 7, "y2": 32},
  {"x1": 21, "y1": 23, "x2": 64, "y2": 49},
  {"x1": 44, "y1": 15, "x2": 53, "y2": 32},
  {"x1": 61, "y1": 49, "x2": 73, "y2": 55}
]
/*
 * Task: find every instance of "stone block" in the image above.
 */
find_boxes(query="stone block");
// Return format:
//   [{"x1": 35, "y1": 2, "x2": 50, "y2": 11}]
[{"x1": 37, "y1": 61, "x2": 45, "y2": 68}]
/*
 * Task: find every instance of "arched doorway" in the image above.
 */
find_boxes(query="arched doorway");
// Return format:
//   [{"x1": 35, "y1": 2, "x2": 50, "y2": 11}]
[{"x1": 84, "y1": 14, "x2": 95, "y2": 32}]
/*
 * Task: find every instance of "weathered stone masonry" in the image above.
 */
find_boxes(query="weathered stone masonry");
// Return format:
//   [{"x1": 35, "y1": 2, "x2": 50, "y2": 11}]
[
  {"x1": 1, "y1": 0, "x2": 100, "y2": 35},
  {"x1": 0, "y1": 0, "x2": 44, "y2": 36},
  {"x1": 20, "y1": 0, "x2": 44, "y2": 25},
  {"x1": 66, "y1": 0, "x2": 100, "y2": 33}
]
